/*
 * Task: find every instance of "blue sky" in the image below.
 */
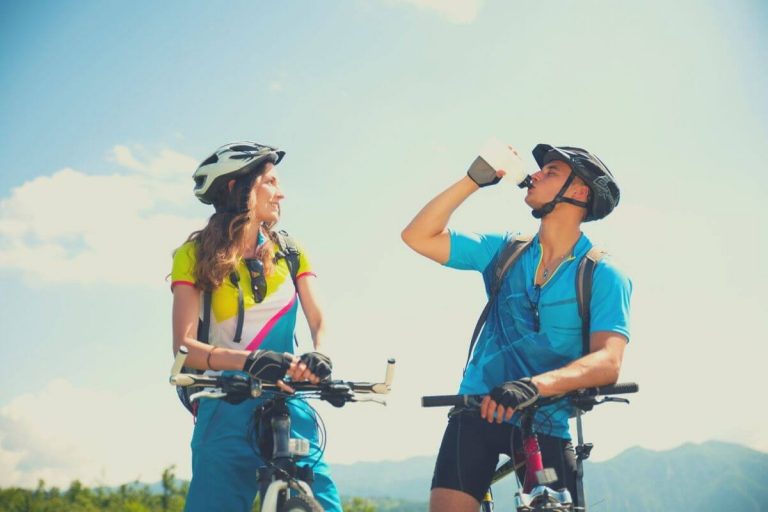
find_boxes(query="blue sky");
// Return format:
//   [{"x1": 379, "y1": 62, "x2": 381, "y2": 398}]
[{"x1": 1, "y1": 0, "x2": 767, "y2": 488}]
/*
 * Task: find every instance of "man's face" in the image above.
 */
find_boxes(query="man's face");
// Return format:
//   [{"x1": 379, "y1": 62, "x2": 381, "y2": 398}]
[{"x1": 524, "y1": 160, "x2": 574, "y2": 209}]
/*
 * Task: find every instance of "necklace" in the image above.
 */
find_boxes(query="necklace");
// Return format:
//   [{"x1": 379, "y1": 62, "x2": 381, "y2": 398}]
[{"x1": 541, "y1": 254, "x2": 570, "y2": 282}]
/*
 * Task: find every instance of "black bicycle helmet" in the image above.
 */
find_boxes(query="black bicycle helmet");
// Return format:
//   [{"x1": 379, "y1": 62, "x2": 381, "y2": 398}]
[
  {"x1": 531, "y1": 144, "x2": 620, "y2": 222},
  {"x1": 193, "y1": 141, "x2": 285, "y2": 205}
]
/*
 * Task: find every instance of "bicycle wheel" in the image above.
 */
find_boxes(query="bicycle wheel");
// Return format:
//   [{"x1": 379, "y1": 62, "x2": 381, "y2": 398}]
[{"x1": 280, "y1": 494, "x2": 324, "y2": 512}]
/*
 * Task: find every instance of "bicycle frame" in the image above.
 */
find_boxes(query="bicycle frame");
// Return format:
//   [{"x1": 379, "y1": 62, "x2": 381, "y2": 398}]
[{"x1": 511, "y1": 408, "x2": 574, "y2": 512}]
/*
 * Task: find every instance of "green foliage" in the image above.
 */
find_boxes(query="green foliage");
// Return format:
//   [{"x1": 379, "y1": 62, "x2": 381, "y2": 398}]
[
  {"x1": 0, "y1": 468, "x2": 415, "y2": 512},
  {"x1": 0, "y1": 468, "x2": 186, "y2": 512},
  {"x1": 343, "y1": 496, "x2": 377, "y2": 512}
]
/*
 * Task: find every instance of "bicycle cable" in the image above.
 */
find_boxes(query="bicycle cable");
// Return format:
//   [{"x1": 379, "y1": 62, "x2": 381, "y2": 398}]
[{"x1": 292, "y1": 396, "x2": 328, "y2": 470}]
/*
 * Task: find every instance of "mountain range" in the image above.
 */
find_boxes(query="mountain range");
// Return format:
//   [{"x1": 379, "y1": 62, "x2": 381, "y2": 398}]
[{"x1": 330, "y1": 440, "x2": 768, "y2": 511}]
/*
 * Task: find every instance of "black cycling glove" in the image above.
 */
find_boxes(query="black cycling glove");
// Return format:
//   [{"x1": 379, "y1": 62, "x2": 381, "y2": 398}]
[
  {"x1": 467, "y1": 156, "x2": 501, "y2": 188},
  {"x1": 489, "y1": 378, "x2": 540, "y2": 409},
  {"x1": 299, "y1": 352, "x2": 333, "y2": 381},
  {"x1": 243, "y1": 350, "x2": 293, "y2": 382}
]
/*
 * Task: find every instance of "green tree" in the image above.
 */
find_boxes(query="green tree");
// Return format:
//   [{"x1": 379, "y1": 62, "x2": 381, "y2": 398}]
[{"x1": 343, "y1": 496, "x2": 377, "y2": 512}]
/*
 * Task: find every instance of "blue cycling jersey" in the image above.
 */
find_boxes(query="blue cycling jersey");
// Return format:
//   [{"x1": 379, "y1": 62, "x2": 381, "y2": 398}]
[{"x1": 446, "y1": 230, "x2": 632, "y2": 439}]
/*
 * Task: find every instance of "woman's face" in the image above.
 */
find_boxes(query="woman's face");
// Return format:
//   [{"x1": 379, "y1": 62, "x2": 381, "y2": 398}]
[{"x1": 249, "y1": 163, "x2": 284, "y2": 223}]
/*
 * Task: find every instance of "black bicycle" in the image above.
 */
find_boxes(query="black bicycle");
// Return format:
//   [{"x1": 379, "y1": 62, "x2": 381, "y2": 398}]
[
  {"x1": 170, "y1": 346, "x2": 395, "y2": 512},
  {"x1": 422, "y1": 382, "x2": 639, "y2": 511}
]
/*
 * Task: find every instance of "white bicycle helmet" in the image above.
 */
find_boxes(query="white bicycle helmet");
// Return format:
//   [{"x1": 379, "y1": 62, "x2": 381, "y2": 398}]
[{"x1": 193, "y1": 141, "x2": 285, "y2": 205}]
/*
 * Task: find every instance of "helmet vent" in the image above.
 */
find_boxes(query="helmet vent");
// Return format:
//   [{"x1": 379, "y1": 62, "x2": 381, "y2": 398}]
[
  {"x1": 200, "y1": 154, "x2": 218, "y2": 166},
  {"x1": 231, "y1": 144, "x2": 260, "y2": 152}
]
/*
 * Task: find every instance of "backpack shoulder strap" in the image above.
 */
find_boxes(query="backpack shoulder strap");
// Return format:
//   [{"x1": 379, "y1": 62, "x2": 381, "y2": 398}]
[
  {"x1": 274, "y1": 230, "x2": 303, "y2": 348},
  {"x1": 178, "y1": 289, "x2": 212, "y2": 416},
  {"x1": 576, "y1": 247, "x2": 606, "y2": 357},
  {"x1": 489, "y1": 234, "x2": 534, "y2": 297},
  {"x1": 464, "y1": 234, "x2": 534, "y2": 374},
  {"x1": 274, "y1": 230, "x2": 301, "y2": 283},
  {"x1": 198, "y1": 290, "x2": 212, "y2": 343}
]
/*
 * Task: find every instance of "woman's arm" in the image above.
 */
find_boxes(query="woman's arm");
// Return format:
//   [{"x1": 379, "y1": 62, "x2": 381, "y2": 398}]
[
  {"x1": 172, "y1": 284, "x2": 250, "y2": 371},
  {"x1": 296, "y1": 276, "x2": 325, "y2": 351}
]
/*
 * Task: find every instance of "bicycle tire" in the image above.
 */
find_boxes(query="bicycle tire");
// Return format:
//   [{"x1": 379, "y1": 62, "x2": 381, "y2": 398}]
[{"x1": 280, "y1": 494, "x2": 324, "y2": 512}]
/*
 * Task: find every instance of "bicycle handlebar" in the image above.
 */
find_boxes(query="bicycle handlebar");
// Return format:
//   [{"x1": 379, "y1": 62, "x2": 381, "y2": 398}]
[
  {"x1": 170, "y1": 346, "x2": 396, "y2": 405},
  {"x1": 421, "y1": 382, "x2": 639, "y2": 408}
]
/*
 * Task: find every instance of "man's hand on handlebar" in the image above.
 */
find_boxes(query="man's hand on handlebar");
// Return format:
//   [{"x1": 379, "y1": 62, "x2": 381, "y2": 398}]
[{"x1": 481, "y1": 378, "x2": 540, "y2": 424}]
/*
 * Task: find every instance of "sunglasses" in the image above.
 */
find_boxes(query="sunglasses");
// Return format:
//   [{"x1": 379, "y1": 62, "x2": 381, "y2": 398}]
[
  {"x1": 527, "y1": 284, "x2": 542, "y2": 333},
  {"x1": 244, "y1": 258, "x2": 267, "y2": 303}
]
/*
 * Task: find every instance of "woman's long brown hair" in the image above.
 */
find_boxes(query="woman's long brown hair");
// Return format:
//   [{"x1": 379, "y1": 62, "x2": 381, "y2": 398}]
[{"x1": 184, "y1": 165, "x2": 278, "y2": 291}]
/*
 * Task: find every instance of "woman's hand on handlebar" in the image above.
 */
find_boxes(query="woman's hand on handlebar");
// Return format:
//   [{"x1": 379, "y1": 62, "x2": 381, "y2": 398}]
[
  {"x1": 286, "y1": 354, "x2": 320, "y2": 385},
  {"x1": 281, "y1": 352, "x2": 332, "y2": 392},
  {"x1": 242, "y1": 349, "x2": 333, "y2": 393}
]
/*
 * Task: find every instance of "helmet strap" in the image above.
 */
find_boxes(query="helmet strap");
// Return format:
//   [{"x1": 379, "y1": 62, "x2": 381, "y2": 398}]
[{"x1": 531, "y1": 172, "x2": 588, "y2": 219}]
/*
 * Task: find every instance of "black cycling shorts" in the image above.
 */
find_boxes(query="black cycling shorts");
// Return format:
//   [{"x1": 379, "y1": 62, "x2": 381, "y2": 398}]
[{"x1": 431, "y1": 409, "x2": 578, "y2": 504}]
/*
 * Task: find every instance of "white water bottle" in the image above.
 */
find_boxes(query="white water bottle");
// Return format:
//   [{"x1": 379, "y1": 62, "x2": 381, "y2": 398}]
[{"x1": 478, "y1": 137, "x2": 532, "y2": 188}]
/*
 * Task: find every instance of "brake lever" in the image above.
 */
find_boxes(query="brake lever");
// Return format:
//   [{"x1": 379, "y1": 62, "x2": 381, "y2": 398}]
[
  {"x1": 190, "y1": 389, "x2": 227, "y2": 402},
  {"x1": 598, "y1": 397, "x2": 630, "y2": 405},
  {"x1": 352, "y1": 395, "x2": 387, "y2": 406}
]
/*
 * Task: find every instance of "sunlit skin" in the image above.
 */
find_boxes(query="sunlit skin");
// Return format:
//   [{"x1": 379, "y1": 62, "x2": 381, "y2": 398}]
[
  {"x1": 172, "y1": 162, "x2": 326, "y2": 393},
  {"x1": 239, "y1": 163, "x2": 286, "y2": 257},
  {"x1": 524, "y1": 160, "x2": 590, "y2": 213}
]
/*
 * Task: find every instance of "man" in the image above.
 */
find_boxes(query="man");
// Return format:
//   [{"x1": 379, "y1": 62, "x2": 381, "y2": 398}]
[{"x1": 401, "y1": 144, "x2": 631, "y2": 512}]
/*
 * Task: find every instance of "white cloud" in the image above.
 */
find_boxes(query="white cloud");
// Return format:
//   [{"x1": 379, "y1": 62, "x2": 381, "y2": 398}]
[
  {"x1": 0, "y1": 146, "x2": 207, "y2": 288},
  {"x1": 109, "y1": 145, "x2": 199, "y2": 178},
  {"x1": 269, "y1": 81, "x2": 283, "y2": 92},
  {"x1": 390, "y1": 0, "x2": 482, "y2": 24},
  {"x1": 0, "y1": 379, "x2": 191, "y2": 488},
  {"x1": 111, "y1": 145, "x2": 147, "y2": 172}
]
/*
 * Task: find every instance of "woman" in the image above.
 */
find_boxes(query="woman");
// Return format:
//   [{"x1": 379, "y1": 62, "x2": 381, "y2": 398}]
[{"x1": 170, "y1": 141, "x2": 342, "y2": 511}]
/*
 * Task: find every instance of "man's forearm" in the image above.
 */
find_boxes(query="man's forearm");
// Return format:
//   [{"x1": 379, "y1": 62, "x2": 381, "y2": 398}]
[
  {"x1": 402, "y1": 176, "x2": 478, "y2": 243},
  {"x1": 531, "y1": 349, "x2": 622, "y2": 397}
]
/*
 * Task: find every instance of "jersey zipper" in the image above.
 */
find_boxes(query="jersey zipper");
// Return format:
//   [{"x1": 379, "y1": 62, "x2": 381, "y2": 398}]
[{"x1": 534, "y1": 244, "x2": 576, "y2": 288}]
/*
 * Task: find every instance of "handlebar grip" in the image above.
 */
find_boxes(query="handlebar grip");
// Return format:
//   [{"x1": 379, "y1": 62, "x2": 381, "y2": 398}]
[
  {"x1": 422, "y1": 395, "x2": 478, "y2": 407},
  {"x1": 590, "y1": 382, "x2": 639, "y2": 396},
  {"x1": 384, "y1": 358, "x2": 396, "y2": 387},
  {"x1": 170, "y1": 346, "x2": 189, "y2": 380}
]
